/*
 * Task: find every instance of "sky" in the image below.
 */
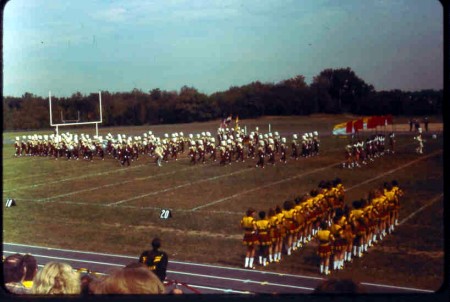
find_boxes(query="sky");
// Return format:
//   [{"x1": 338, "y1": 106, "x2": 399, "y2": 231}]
[{"x1": 3, "y1": 0, "x2": 443, "y2": 97}]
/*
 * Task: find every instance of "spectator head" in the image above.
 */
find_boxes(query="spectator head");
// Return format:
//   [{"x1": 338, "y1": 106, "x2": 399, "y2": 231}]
[
  {"x1": 313, "y1": 278, "x2": 365, "y2": 293},
  {"x1": 319, "y1": 221, "x2": 328, "y2": 230},
  {"x1": 31, "y1": 262, "x2": 81, "y2": 295},
  {"x1": 22, "y1": 254, "x2": 38, "y2": 282},
  {"x1": 89, "y1": 265, "x2": 165, "y2": 294},
  {"x1": 151, "y1": 238, "x2": 161, "y2": 250},
  {"x1": 3, "y1": 254, "x2": 25, "y2": 283}
]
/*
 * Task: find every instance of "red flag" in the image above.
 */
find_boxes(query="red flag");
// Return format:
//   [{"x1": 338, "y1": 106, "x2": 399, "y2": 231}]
[
  {"x1": 346, "y1": 121, "x2": 354, "y2": 134},
  {"x1": 354, "y1": 119, "x2": 364, "y2": 132},
  {"x1": 367, "y1": 116, "x2": 377, "y2": 129}
]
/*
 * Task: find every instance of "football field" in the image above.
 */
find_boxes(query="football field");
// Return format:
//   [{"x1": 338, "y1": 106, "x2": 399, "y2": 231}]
[{"x1": 2, "y1": 115, "x2": 444, "y2": 292}]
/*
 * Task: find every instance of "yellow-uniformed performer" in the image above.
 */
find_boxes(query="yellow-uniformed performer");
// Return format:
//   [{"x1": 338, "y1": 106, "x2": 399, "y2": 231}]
[
  {"x1": 268, "y1": 208, "x2": 280, "y2": 263},
  {"x1": 383, "y1": 182, "x2": 397, "y2": 234},
  {"x1": 294, "y1": 196, "x2": 307, "y2": 249},
  {"x1": 240, "y1": 208, "x2": 258, "y2": 269},
  {"x1": 330, "y1": 214, "x2": 345, "y2": 271},
  {"x1": 274, "y1": 205, "x2": 286, "y2": 262},
  {"x1": 256, "y1": 211, "x2": 272, "y2": 267},
  {"x1": 391, "y1": 180, "x2": 404, "y2": 226},
  {"x1": 282, "y1": 200, "x2": 297, "y2": 256},
  {"x1": 316, "y1": 221, "x2": 335, "y2": 275},
  {"x1": 349, "y1": 200, "x2": 366, "y2": 258}
]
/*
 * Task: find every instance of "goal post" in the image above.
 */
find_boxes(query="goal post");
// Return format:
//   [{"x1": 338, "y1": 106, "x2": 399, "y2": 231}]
[{"x1": 49, "y1": 91, "x2": 103, "y2": 136}]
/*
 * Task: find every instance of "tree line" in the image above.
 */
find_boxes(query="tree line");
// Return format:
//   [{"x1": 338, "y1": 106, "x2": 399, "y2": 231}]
[{"x1": 3, "y1": 67, "x2": 442, "y2": 130}]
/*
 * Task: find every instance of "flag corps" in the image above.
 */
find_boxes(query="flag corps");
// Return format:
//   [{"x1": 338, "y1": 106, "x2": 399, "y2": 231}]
[{"x1": 332, "y1": 115, "x2": 394, "y2": 135}]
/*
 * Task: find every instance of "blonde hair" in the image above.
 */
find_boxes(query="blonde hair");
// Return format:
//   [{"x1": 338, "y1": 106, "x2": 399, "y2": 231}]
[
  {"x1": 31, "y1": 262, "x2": 81, "y2": 295},
  {"x1": 89, "y1": 265, "x2": 165, "y2": 294}
]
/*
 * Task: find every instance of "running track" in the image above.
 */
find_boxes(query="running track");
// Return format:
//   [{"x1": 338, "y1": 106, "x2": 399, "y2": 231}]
[{"x1": 3, "y1": 243, "x2": 434, "y2": 294}]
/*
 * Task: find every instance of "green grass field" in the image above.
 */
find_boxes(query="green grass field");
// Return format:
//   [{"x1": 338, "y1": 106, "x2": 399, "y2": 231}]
[{"x1": 2, "y1": 115, "x2": 444, "y2": 290}]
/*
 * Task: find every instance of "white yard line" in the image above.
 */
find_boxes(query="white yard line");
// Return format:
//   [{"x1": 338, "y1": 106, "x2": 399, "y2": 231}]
[
  {"x1": 34, "y1": 166, "x2": 197, "y2": 202},
  {"x1": 191, "y1": 149, "x2": 442, "y2": 211},
  {"x1": 108, "y1": 168, "x2": 254, "y2": 206},
  {"x1": 191, "y1": 162, "x2": 339, "y2": 211},
  {"x1": 398, "y1": 193, "x2": 443, "y2": 226},
  {"x1": 345, "y1": 150, "x2": 442, "y2": 192}
]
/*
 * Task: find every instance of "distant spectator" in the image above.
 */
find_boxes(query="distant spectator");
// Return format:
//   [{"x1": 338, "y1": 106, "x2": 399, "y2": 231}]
[
  {"x1": 89, "y1": 264, "x2": 165, "y2": 294},
  {"x1": 3, "y1": 253, "x2": 28, "y2": 294},
  {"x1": 414, "y1": 119, "x2": 420, "y2": 132},
  {"x1": 31, "y1": 262, "x2": 81, "y2": 295},
  {"x1": 409, "y1": 119, "x2": 413, "y2": 131},
  {"x1": 139, "y1": 237, "x2": 169, "y2": 282},
  {"x1": 22, "y1": 254, "x2": 38, "y2": 290},
  {"x1": 423, "y1": 117, "x2": 429, "y2": 132},
  {"x1": 313, "y1": 278, "x2": 365, "y2": 293}
]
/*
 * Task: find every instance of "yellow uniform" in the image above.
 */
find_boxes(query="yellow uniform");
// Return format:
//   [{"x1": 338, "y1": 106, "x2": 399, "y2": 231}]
[
  {"x1": 256, "y1": 219, "x2": 272, "y2": 246},
  {"x1": 317, "y1": 229, "x2": 334, "y2": 257},
  {"x1": 241, "y1": 216, "x2": 257, "y2": 246}
]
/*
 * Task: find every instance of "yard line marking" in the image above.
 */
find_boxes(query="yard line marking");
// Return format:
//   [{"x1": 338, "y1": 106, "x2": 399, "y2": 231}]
[
  {"x1": 34, "y1": 166, "x2": 197, "y2": 202},
  {"x1": 108, "y1": 168, "x2": 254, "y2": 206},
  {"x1": 398, "y1": 193, "x2": 443, "y2": 226},
  {"x1": 182, "y1": 285, "x2": 252, "y2": 294},
  {"x1": 345, "y1": 150, "x2": 443, "y2": 192},
  {"x1": 191, "y1": 162, "x2": 339, "y2": 211},
  {"x1": 2, "y1": 162, "x2": 149, "y2": 193},
  {"x1": 191, "y1": 148, "x2": 442, "y2": 211},
  {"x1": 2, "y1": 155, "x2": 193, "y2": 193}
]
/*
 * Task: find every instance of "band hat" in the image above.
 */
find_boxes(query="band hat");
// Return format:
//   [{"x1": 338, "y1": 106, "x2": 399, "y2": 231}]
[
  {"x1": 269, "y1": 138, "x2": 274, "y2": 144},
  {"x1": 293, "y1": 134, "x2": 298, "y2": 139},
  {"x1": 281, "y1": 137, "x2": 286, "y2": 143}
]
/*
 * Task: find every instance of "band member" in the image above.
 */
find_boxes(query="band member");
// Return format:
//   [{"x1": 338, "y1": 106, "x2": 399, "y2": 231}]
[
  {"x1": 154, "y1": 143, "x2": 164, "y2": 167},
  {"x1": 280, "y1": 137, "x2": 287, "y2": 164},
  {"x1": 189, "y1": 141, "x2": 197, "y2": 165},
  {"x1": 282, "y1": 200, "x2": 297, "y2": 256},
  {"x1": 256, "y1": 141, "x2": 265, "y2": 168},
  {"x1": 256, "y1": 211, "x2": 272, "y2": 267},
  {"x1": 349, "y1": 200, "x2": 366, "y2": 258},
  {"x1": 267, "y1": 139, "x2": 276, "y2": 165},
  {"x1": 240, "y1": 208, "x2": 258, "y2": 269},
  {"x1": 235, "y1": 138, "x2": 245, "y2": 162},
  {"x1": 330, "y1": 214, "x2": 345, "y2": 271},
  {"x1": 268, "y1": 208, "x2": 280, "y2": 263},
  {"x1": 414, "y1": 128, "x2": 425, "y2": 154},
  {"x1": 274, "y1": 206, "x2": 285, "y2": 262},
  {"x1": 391, "y1": 180, "x2": 403, "y2": 226},
  {"x1": 316, "y1": 221, "x2": 334, "y2": 275},
  {"x1": 197, "y1": 140, "x2": 206, "y2": 164},
  {"x1": 291, "y1": 134, "x2": 299, "y2": 160}
]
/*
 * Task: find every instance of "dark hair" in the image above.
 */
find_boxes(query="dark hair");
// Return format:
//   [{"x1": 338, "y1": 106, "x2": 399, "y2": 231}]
[
  {"x1": 275, "y1": 205, "x2": 282, "y2": 214},
  {"x1": 392, "y1": 180, "x2": 399, "y2": 186},
  {"x1": 268, "y1": 208, "x2": 276, "y2": 217},
  {"x1": 3, "y1": 254, "x2": 25, "y2": 283},
  {"x1": 320, "y1": 221, "x2": 328, "y2": 229},
  {"x1": 333, "y1": 178, "x2": 342, "y2": 185},
  {"x1": 258, "y1": 211, "x2": 266, "y2": 219},
  {"x1": 352, "y1": 200, "x2": 361, "y2": 209},
  {"x1": 152, "y1": 238, "x2": 161, "y2": 250},
  {"x1": 283, "y1": 200, "x2": 294, "y2": 211},
  {"x1": 246, "y1": 208, "x2": 256, "y2": 216},
  {"x1": 22, "y1": 254, "x2": 38, "y2": 281}
]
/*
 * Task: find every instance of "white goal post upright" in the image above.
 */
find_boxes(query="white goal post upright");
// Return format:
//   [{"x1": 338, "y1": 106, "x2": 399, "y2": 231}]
[{"x1": 49, "y1": 91, "x2": 103, "y2": 137}]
